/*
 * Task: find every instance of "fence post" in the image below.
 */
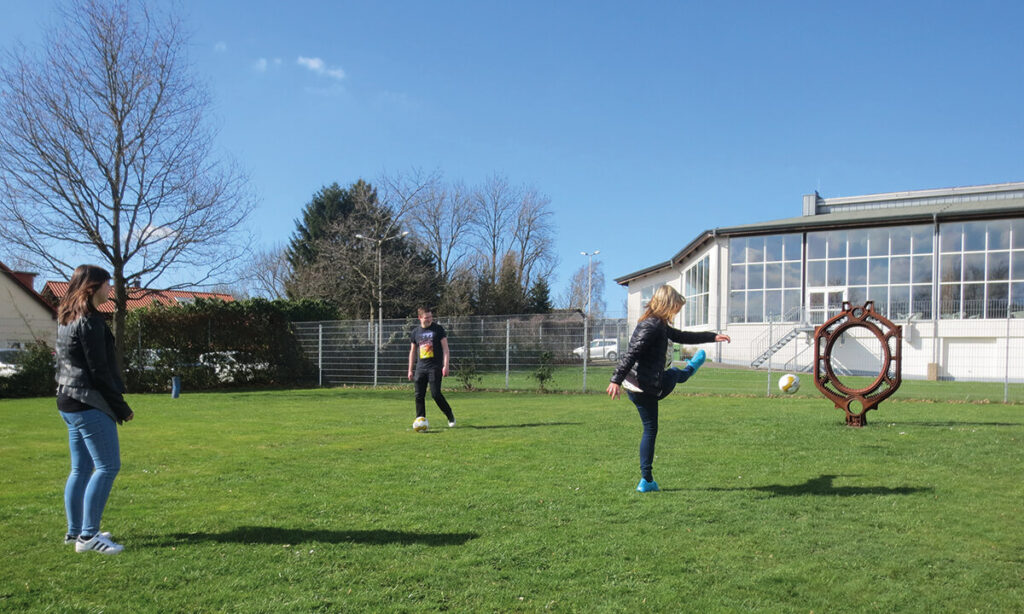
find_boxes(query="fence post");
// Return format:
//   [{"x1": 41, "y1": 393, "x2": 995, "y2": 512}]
[
  {"x1": 1005, "y1": 309, "x2": 1011, "y2": 404},
  {"x1": 582, "y1": 315, "x2": 589, "y2": 393},
  {"x1": 766, "y1": 317, "x2": 773, "y2": 397},
  {"x1": 373, "y1": 321, "x2": 379, "y2": 388},
  {"x1": 505, "y1": 319, "x2": 511, "y2": 390},
  {"x1": 318, "y1": 322, "x2": 323, "y2": 388}
]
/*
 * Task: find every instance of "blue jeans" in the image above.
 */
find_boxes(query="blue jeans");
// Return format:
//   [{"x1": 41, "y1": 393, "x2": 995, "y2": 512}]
[
  {"x1": 627, "y1": 366, "x2": 695, "y2": 482},
  {"x1": 59, "y1": 409, "x2": 121, "y2": 537}
]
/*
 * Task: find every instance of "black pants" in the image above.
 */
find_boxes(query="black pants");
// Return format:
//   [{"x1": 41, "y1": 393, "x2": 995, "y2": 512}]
[{"x1": 414, "y1": 368, "x2": 454, "y2": 421}]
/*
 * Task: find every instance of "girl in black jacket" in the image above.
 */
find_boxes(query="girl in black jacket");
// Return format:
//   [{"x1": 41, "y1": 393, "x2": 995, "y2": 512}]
[
  {"x1": 607, "y1": 285, "x2": 730, "y2": 492},
  {"x1": 55, "y1": 265, "x2": 133, "y2": 554}
]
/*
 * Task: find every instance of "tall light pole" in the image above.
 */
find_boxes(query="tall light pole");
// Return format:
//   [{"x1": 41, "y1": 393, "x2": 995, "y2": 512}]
[
  {"x1": 581, "y1": 250, "x2": 599, "y2": 392},
  {"x1": 356, "y1": 230, "x2": 410, "y2": 386}
]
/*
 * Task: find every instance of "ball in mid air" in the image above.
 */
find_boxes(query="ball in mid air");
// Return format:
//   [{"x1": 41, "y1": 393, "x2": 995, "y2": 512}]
[{"x1": 778, "y1": 373, "x2": 801, "y2": 394}]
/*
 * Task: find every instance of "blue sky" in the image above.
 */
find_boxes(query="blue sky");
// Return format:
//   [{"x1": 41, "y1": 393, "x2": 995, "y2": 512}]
[{"x1": 4, "y1": 1, "x2": 1023, "y2": 314}]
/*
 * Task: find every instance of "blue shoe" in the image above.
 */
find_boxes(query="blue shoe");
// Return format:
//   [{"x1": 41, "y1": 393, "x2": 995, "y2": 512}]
[
  {"x1": 636, "y1": 478, "x2": 660, "y2": 492},
  {"x1": 687, "y1": 349, "x2": 706, "y2": 372}
]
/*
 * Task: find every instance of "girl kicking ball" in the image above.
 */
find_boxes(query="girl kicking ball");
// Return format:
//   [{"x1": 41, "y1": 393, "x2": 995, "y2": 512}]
[{"x1": 607, "y1": 285, "x2": 730, "y2": 492}]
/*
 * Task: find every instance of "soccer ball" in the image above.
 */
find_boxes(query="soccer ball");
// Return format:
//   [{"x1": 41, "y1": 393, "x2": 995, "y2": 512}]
[
  {"x1": 778, "y1": 373, "x2": 800, "y2": 394},
  {"x1": 412, "y1": 416, "x2": 429, "y2": 432}
]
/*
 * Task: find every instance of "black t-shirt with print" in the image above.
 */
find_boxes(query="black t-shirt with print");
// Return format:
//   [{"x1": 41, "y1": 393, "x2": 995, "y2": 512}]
[{"x1": 411, "y1": 323, "x2": 447, "y2": 372}]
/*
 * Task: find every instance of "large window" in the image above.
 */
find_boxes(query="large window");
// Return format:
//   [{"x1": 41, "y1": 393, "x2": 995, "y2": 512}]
[
  {"x1": 729, "y1": 234, "x2": 802, "y2": 323},
  {"x1": 683, "y1": 256, "x2": 710, "y2": 326},
  {"x1": 806, "y1": 225, "x2": 934, "y2": 320},
  {"x1": 939, "y1": 218, "x2": 1024, "y2": 319}
]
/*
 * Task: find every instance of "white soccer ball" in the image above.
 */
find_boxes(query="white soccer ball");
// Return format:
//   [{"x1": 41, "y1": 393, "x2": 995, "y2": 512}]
[
  {"x1": 412, "y1": 416, "x2": 429, "y2": 432},
  {"x1": 778, "y1": 373, "x2": 801, "y2": 394}
]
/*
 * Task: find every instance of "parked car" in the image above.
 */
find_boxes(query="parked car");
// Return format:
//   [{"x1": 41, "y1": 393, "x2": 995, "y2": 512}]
[
  {"x1": 0, "y1": 348, "x2": 26, "y2": 377},
  {"x1": 198, "y1": 351, "x2": 270, "y2": 383},
  {"x1": 572, "y1": 338, "x2": 619, "y2": 361}
]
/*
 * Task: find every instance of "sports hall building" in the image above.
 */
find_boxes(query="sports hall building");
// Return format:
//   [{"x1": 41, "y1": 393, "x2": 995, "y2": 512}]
[{"x1": 615, "y1": 181, "x2": 1024, "y2": 381}]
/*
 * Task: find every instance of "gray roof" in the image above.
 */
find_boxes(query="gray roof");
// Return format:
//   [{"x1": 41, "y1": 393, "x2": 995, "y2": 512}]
[{"x1": 615, "y1": 187, "x2": 1024, "y2": 285}]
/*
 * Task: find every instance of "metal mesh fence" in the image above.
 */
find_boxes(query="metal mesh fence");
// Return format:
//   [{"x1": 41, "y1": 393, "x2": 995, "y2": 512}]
[{"x1": 292, "y1": 314, "x2": 629, "y2": 392}]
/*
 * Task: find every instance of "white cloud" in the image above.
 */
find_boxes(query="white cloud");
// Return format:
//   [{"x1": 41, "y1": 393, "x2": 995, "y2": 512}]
[
  {"x1": 297, "y1": 56, "x2": 345, "y2": 80},
  {"x1": 136, "y1": 225, "x2": 177, "y2": 243},
  {"x1": 214, "y1": 41, "x2": 227, "y2": 52},
  {"x1": 253, "y1": 58, "x2": 268, "y2": 72}
]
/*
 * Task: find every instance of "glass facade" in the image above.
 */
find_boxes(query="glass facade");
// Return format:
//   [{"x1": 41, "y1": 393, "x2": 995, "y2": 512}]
[
  {"x1": 683, "y1": 256, "x2": 710, "y2": 326},
  {"x1": 729, "y1": 234, "x2": 802, "y2": 323},
  {"x1": 806, "y1": 225, "x2": 934, "y2": 320},
  {"x1": 939, "y1": 218, "x2": 1024, "y2": 318},
  {"x1": 691, "y1": 217, "x2": 1023, "y2": 327}
]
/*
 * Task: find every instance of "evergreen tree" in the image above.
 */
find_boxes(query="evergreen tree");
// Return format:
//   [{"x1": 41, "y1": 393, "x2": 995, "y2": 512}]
[{"x1": 527, "y1": 277, "x2": 553, "y2": 313}]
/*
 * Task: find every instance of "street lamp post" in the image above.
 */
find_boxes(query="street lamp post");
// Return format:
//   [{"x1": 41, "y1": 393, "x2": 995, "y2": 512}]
[
  {"x1": 580, "y1": 250, "x2": 600, "y2": 392},
  {"x1": 356, "y1": 230, "x2": 409, "y2": 386}
]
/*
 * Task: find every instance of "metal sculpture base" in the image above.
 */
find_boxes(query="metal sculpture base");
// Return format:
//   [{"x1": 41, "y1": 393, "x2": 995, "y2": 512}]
[{"x1": 813, "y1": 302, "x2": 903, "y2": 427}]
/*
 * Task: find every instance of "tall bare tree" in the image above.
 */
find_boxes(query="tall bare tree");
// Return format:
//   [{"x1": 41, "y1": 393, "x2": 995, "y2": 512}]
[
  {"x1": 512, "y1": 188, "x2": 557, "y2": 290},
  {"x1": 472, "y1": 174, "x2": 519, "y2": 285},
  {"x1": 564, "y1": 260, "x2": 606, "y2": 319},
  {"x1": 0, "y1": 0, "x2": 252, "y2": 360},
  {"x1": 418, "y1": 179, "x2": 478, "y2": 283}
]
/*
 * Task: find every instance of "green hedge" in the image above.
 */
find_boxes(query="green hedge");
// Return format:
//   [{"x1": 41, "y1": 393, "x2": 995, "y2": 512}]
[
  {"x1": 123, "y1": 298, "x2": 336, "y2": 393},
  {"x1": 0, "y1": 342, "x2": 56, "y2": 399}
]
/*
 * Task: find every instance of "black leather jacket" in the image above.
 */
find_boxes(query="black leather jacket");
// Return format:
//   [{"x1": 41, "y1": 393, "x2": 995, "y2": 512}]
[
  {"x1": 56, "y1": 311, "x2": 132, "y2": 421},
  {"x1": 611, "y1": 318, "x2": 718, "y2": 396}
]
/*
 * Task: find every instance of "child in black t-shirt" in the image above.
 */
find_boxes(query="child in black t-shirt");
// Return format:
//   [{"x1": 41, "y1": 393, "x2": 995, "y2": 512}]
[{"x1": 408, "y1": 307, "x2": 456, "y2": 427}]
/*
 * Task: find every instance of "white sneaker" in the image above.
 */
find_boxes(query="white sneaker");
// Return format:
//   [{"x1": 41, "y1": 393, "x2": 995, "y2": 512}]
[
  {"x1": 75, "y1": 533, "x2": 123, "y2": 554},
  {"x1": 65, "y1": 531, "x2": 111, "y2": 545},
  {"x1": 621, "y1": 373, "x2": 643, "y2": 393},
  {"x1": 448, "y1": 419, "x2": 456, "y2": 428}
]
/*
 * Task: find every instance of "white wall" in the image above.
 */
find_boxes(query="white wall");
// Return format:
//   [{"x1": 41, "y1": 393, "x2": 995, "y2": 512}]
[{"x1": 0, "y1": 275, "x2": 55, "y2": 347}]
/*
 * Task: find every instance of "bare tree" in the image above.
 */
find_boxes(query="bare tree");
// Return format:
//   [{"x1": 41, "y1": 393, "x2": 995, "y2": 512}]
[
  {"x1": 512, "y1": 188, "x2": 557, "y2": 290},
  {"x1": 472, "y1": 174, "x2": 519, "y2": 284},
  {"x1": 0, "y1": 0, "x2": 252, "y2": 360},
  {"x1": 564, "y1": 260, "x2": 606, "y2": 319},
  {"x1": 246, "y1": 245, "x2": 291, "y2": 300},
  {"x1": 418, "y1": 179, "x2": 478, "y2": 283}
]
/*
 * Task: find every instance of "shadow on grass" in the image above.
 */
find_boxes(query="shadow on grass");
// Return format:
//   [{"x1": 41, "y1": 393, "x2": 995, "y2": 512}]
[
  {"x1": 463, "y1": 421, "x2": 583, "y2": 430},
  {"x1": 669, "y1": 474, "x2": 933, "y2": 497},
  {"x1": 890, "y1": 421, "x2": 1022, "y2": 428},
  {"x1": 144, "y1": 526, "x2": 479, "y2": 547}
]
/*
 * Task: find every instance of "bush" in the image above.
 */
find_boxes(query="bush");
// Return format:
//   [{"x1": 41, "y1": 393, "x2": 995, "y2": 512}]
[
  {"x1": 533, "y1": 351, "x2": 554, "y2": 392},
  {"x1": 452, "y1": 353, "x2": 483, "y2": 391},
  {"x1": 0, "y1": 342, "x2": 56, "y2": 399}
]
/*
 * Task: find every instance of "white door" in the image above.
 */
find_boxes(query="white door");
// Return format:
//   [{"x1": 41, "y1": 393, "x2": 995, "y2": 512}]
[{"x1": 807, "y1": 287, "x2": 847, "y2": 325}]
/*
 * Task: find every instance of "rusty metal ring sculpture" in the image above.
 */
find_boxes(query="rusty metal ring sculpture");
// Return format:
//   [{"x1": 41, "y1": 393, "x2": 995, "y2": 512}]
[{"x1": 813, "y1": 301, "x2": 902, "y2": 427}]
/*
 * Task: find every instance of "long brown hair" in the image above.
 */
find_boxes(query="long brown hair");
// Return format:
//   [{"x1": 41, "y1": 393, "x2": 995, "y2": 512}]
[
  {"x1": 57, "y1": 265, "x2": 111, "y2": 325},
  {"x1": 639, "y1": 285, "x2": 686, "y2": 324}
]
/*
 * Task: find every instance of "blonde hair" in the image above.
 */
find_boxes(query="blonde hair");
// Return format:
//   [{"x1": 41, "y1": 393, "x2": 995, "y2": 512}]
[{"x1": 640, "y1": 285, "x2": 685, "y2": 323}]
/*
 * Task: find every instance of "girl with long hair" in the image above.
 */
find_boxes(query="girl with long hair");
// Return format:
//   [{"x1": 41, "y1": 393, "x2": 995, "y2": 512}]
[
  {"x1": 607, "y1": 285, "x2": 730, "y2": 492},
  {"x1": 55, "y1": 265, "x2": 134, "y2": 554}
]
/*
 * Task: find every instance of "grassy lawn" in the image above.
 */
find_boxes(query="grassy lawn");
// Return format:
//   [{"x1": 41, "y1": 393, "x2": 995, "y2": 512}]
[
  {"x1": 456, "y1": 362, "x2": 1024, "y2": 404},
  {"x1": 1, "y1": 387, "x2": 1021, "y2": 612}
]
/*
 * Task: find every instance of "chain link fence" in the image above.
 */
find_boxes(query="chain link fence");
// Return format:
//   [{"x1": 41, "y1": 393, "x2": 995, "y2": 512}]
[{"x1": 293, "y1": 313, "x2": 629, "y2": 392}]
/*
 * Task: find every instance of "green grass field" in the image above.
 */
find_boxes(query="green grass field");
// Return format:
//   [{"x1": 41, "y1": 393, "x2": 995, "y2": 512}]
[
  {"x1": 455, "y1": 363, "x2": 1024, "y2": 404},
  {"x1": 1, "y1": 384, "x2": 1022, "y2": 612}
]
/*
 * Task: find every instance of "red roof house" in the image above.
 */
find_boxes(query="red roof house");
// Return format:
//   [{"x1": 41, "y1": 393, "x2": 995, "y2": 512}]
[{"x1": 41, "y1": 282, "x2": 234, "y2": 314}]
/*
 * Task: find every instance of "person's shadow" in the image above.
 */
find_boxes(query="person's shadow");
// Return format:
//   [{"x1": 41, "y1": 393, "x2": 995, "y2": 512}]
[
  {"x1": 463, "y1": 421, "x2": 583, "y2": 430},
  {"x1": 668, "y1": 474, "x2": 932, "y2": 497},
  {"x1": 140, "y1": 526, "x2": 479, "y2": 547}
]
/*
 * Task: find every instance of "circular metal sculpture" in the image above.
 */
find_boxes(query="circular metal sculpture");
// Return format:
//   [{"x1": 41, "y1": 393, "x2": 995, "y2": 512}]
[{"x1": 813, "y1": 301, "x2": 902, "y2": 427}]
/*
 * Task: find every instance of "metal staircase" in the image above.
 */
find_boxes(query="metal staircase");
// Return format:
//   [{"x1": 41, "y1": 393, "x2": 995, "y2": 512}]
[
  {"x1": 750, "y1": 324, "x2": 814, "y2": 368},
  {"x1": 749, "y1": 306, "x2": 815, "y2": 369}
]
